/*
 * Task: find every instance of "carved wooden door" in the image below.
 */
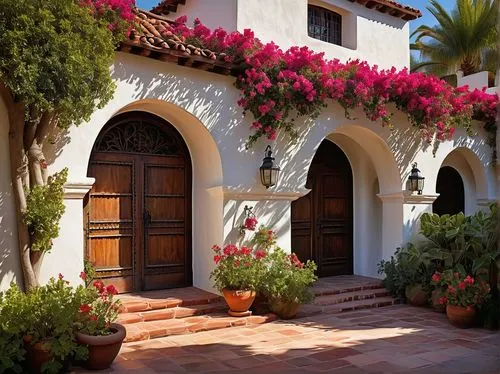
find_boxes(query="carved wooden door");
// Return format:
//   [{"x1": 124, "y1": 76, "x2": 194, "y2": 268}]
[
  {"x1": 85, "y1": 113, "x2": 192, "y2": 292},
  {"x1": 291, "y1": 140, "x2": 353, "y2": 277}
]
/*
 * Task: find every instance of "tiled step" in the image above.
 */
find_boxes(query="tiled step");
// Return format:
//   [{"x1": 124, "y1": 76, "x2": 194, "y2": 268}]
[
  {"x1": 313, "y1": 281, "x2": 385, "y2": 297},
  {"x1": 124, "y1": 313, "x2": 278, "y2": 342},
  {"x1": 117, "y1": 302, "x2": 228, "y2": 324},
  {"x1": 314, "y1": 288, "x2": 390, "y2": 306},
  {"x1": 299, "y1": 296, "x2": 397, "y2": 318}
]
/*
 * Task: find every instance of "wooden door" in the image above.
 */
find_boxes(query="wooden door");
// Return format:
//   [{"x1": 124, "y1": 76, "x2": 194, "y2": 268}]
[
  {"x1": 433, "y1": 166, "x2": 465, "y2": 216},
  {"x1": 85, "y1": 113, "x2": 192, "y2": 292},
  {"x1": 291, "y1": 140, "x2": 353, "y2": 277}
]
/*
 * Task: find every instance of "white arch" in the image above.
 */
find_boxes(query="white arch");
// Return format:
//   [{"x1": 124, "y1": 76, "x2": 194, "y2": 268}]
[{"x1": 100, "y1": 99, "x2": 224, "y2": 291}]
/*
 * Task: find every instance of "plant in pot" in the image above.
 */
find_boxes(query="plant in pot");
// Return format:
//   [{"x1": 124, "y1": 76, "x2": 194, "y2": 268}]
[
  {"x1": 262, "y1": 248, "x2": 317, "y2": 319},
  {"x1": 22, "y1": 275, "x2": 87, "y2": 374},
  {"x1": 74, "y1": 275, "x2": 124, "y2": 370},
  {"x1": 210, "y1": 244, "x2": 266, "y2": 316},
  {"x1": 435, "y1": 269, "x2": 490, "y2": 328}
]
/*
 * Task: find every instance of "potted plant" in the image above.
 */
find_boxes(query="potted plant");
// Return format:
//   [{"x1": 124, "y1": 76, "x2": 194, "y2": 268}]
[
  {"x1": 210, "y1": 244, "x2": 266, "y2": 316},
  {"x1": 263, "y1": 248, "x2": 317, "y2": 319},
  {"x1": 22, "y1": 275, "x2": 87, "y2": 374},
  {"x1": 433, "y1": 269, "x2": 490, "y2": 328},
  {"x1": 74, "y1": 273, "x2": 125, "y2": 370}
]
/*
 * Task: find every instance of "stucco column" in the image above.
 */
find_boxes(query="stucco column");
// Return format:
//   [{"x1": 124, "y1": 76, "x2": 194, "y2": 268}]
[
  {"x1": 402, "y1": 193, "x2": 439, "y2": 243},
  {"x1": 38, "y1": 178, "x2": 95, "y2": 286},
  {"x1": 376, "y1": 192, "x2": 404, "y2": 261}
]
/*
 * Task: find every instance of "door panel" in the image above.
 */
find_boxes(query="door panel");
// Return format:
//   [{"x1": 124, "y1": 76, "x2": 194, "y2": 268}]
[
  {"x1": 291, "y1": 140, "x2": 353, "y2": 277},
  {"x1": 85, "y1": 112, "x2": 192, "y2": 293},
  {"x1": 86, "y1": 157, "x2": 136, "y2": 293}
]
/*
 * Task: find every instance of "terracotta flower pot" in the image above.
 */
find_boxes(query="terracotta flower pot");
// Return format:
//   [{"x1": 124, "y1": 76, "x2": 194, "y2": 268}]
[
  {"x1": 76, "y1": 323, "x2": 126, "y2": 370},
  {"x1": 431, "y1": 289, "x2": 446, "y2": 313},
  {"x1": 446, "y1": 304, "x2": 476, "y2": 328},
  {"x1": 222, "y1": 289, "x2": 256, "y2": 316},
  {"x1": 23, "y1": 336, "x2": 72, "y2": 374},
  {"x1": 269, "y1": 299, "x2": 301, "y2": 319},
  {"x1": 405, "y1": 284, "x2": 427, "y2": 306}
]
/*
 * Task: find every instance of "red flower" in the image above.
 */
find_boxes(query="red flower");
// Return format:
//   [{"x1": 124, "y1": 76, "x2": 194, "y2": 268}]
[
  {"x1": 431, "y1": 273, "x2": 441, "y2": 283},
  {"x1": 79, "y1": 271, "x2": 87, "y2": 281},
  {"x1": 438, "y1": 296, "x2": 448, "y2": 305},
  {"x1": 448, "y1": 285, "x2": 455, "y2": 294},
  {"x1": 233, "y1": 260, "x2": 241, "y2": 267},
  {"x1": 214, "y1": 255, "x2": 222, "y2": 264},
  {"x1": 106, "y1": 284, "x2": 118, "y2": 295},
  {"x1": 255, "y1": 250, "x2": 266, "y2": 260},
  {"x1": 223, "y1": 244, "x2": 238, "y2": 256},
  {"x1": 93, "y1": 280, "x2": 105, "y2": 293},
  {"x1": 458, "y1": 282, "x2": 466, "y2": 290},
  {"x1": 464, "y1": 275, "x2": 474, "y2": 285},
  {"x1": 239, "y1": 246, "x2": 252, "y2": 256},
  {"x1": 243, "y1": 217, "x2": 258, "y2": 231},
  {"x1": 90, "y1": 315, "x2": 98, "y2": 321},
  {"x1": 58, "y1": 273, "x2": 64, "y2": 280},
  {"x1": 79, "y1": 304, "x2": 92, "y2": 313},
  {"x1": 211, "y1": 244, "x2": 221, "y2": 252}
]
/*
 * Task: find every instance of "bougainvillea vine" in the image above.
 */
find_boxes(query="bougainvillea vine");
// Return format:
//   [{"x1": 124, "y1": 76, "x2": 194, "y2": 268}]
[{"x1": 137, "y1": 15, "x2": 498, "y2": 151}]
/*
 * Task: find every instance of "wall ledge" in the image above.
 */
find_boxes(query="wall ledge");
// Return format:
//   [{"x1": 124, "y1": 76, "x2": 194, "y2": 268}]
[
  {"x1": 223, "y1": 186, "x2": 310, "y2": 201},
  {"x1": 64, "y1": 178, "x2": 95, "y2": 199}
]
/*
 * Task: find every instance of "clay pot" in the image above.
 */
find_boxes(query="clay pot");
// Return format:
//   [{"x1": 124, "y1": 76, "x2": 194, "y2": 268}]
[
  {"x1": 269, "y1": 299, "x2": 301, "y2": 319},
  {"x1": 431, "y1": 289, "x2": 446, "y2": 313},
  {"x1": 222, "y1": 289, "x2": 256, "y2": 315},
  {"x1": 446, "y1": 304, "x2": 476, "y2": 328},
  {"x1": 76, "y1": 323, "x2": 126, "y2": 370},
  {"x1": 405, "y1": 284, "x2": 427, "y2": 307},
  {"x1": 23, "y1": 337, "x2": 71, "y2": 374}
]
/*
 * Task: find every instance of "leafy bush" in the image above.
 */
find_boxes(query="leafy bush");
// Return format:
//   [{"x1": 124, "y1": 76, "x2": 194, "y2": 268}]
[
  {"x1": 378, "y1": 244, "x2": 435, "y2": 300},
  {"x1": 0, "y1": 285, "x2": 28, "y2": 373},
  {"x1": 262, "y1": 248, "x2": 317, "y2": 304},
  {"x1": 431, "y1": 269, "x2": 490, "y2": 308},
  {"x1": 23, "y1": 168, "x2": 68, "y2": 252}
]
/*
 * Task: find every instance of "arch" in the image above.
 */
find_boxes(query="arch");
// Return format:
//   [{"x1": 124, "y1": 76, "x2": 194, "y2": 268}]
[
  {"x1": 86, "y1": 99, "x2": 224, "y2": 292},
  {"x1": 438, "y1": 147, "x2": 489, "y2": 215},
  {"x1": 433, "y1": 166, "x2": 465, "y2": 215}
]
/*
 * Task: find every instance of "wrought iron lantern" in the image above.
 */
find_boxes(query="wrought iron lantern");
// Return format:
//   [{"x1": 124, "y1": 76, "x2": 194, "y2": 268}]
[
  {"x1": 408, "y1": 162, "x2": 425, "y2": 195},
  {"x1": 259, "y1": 145, "x2": 280, "y2": 189}
]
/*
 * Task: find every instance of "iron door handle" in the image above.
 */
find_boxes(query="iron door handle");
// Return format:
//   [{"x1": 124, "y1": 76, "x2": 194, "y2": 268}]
[{"x1": 143, "y1": 209, "x2": 152, "y2": 226}]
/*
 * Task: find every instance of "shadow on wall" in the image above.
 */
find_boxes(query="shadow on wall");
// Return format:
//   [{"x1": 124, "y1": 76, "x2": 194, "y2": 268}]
[
  {"x1": 0, "y1": 190, "x2": 22, "y2": 288},
  {"x1": 44, "y1": 128, "x2": 72, "y2": 169}
]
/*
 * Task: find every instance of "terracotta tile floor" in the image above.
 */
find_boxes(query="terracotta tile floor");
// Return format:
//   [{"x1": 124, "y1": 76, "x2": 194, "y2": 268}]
[{"x1": 73, "y1": 304, "x2": 500, "y2": 373}]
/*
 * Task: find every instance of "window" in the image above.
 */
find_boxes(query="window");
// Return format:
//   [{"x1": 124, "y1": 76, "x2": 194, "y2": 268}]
[{"x1": 308, "y1": 5, "x2": 342, "y2": 46}]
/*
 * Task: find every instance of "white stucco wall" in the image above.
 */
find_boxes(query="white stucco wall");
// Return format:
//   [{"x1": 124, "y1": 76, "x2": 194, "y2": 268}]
[
  {"x1": 0, "y1": 97, "x2": 22, "y2": 289},
  {"x1": 0, "y1": 50, "x2": 496, "y2": 292},
  {"x1": 236, "y1": 0, "x2": 410, "y2": 69}
]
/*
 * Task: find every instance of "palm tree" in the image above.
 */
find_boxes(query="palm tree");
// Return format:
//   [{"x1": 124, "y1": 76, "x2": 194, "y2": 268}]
[{"x1": 411, "y1": 0, "x2": 498, "y2": 77}]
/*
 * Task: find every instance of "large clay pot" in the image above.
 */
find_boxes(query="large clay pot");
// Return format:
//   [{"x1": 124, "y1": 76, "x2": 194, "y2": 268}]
[
  {"x1": 431, "y1": 289, "x2": 446, "y2": 313},
  {"x1": 222, "y1": 289, "x2": 256, "y2": 316},
  {"x1": 405, "y1": 284, "x2": 427, "y2": 306},
  {"x1": 23, "y1": 337, "x2": 71, "y2": 374},
  {"x1": 76, "y1": 323, "x2": 126, "y2": 370},
  {"x1": 446, "y1": 304, "x2": 476, "y2": 328},
  {"x1": 269, "y1": 299, "x2": 301, "y2": 319}
]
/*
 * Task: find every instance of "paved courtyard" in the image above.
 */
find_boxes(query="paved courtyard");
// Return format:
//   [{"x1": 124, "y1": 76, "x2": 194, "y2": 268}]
[{"x1": 76, "y1": 304, "x2": 500, "y2": 373}]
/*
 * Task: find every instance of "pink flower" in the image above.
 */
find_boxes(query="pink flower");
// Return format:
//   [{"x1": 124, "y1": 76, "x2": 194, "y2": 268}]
[
  {"x1": 438, "y1": 296, "x2": 448, "y2": 305},
  {"x1": 431, "y1": 273, "x2": 441, "y2": 283},
  {"x1": 79, "y1": 271, "x2": 87, "y2": 281},
  {"x1": 464, "y1": 275, "x2": 474, "y2": 285},
  {"x1": 214, "y1": 255, "x2": 222, "y2": 264},
  {"x1": 212, "y1": 244, "x2": 221, "y2": 252},
  {"x1": 458, "y1": 282, "x2": 466, "y2": 290},
  {"x1": 58, "y1": 273, "x2": 64, "y2": 280}
]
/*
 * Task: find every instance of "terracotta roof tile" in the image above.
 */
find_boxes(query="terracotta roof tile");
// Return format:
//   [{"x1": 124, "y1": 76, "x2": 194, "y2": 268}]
[
  {"x1": 347, "y1": 0, "x2": 422, "y2": 20},
  {"x1": 118, "y1": 8, "x2": 234, "y2": 75},
  {"x1": 150, "y1": 0, "x2": 185, "y2": 15}
]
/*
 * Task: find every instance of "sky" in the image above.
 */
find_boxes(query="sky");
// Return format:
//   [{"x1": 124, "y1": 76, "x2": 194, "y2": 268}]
[{"x1": 135, "y1": 0, "x2": 455, "y2": 39}]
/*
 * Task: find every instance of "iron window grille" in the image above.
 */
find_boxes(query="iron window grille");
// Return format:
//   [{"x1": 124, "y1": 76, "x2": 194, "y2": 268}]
[{"x1": 308, "y1": 5, "x2": 342, "y2": 46}]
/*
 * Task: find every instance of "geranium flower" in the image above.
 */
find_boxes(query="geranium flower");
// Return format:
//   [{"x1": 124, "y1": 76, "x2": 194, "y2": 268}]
[
  {"x1": 255, "y1": 250, "x2": 266, "y2": 259},
  {"x1": 79, "y1": 271, "x2": 87, "y2": 281},
  {"x1": 431, "y1": 273, "x2": 441, "y2": 283},
  {"x1": 106, "y1": 284, "x2": 118, "y2": 295},
  {"x1": 79, "y1": 304, "x2": 93, "y2": 313}
]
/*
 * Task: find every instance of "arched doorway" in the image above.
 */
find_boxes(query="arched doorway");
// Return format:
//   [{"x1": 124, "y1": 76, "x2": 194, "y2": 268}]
[
  {"x1": 85, "y1": 112, "x2": 192, "y2": 292},
  {"x1": 433, "y1": 166, "x2": 465, "y2": 216},
  {"x1": 291, "y1": 140, "x2": 353, "y2": 277}
]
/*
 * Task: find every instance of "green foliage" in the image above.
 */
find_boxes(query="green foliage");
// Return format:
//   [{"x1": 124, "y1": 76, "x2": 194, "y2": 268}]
[
  {"x1": 262, "y1": 248, "x2": 317, "y2": 304},
  {"x1": 378, "y1": 244, "x2": 436, "y2": 300},
  {"x1": 23, "y1": 168, "x2": 68, "y2": 252},
  {"x1": 0, "y1": 0, "x2": 118, "y2": 128},
  {"x1": 0, "y1": 285, "x2": 28, "y2": 373},
  {"x1": 411, "y1": 0, "x2": 498, "y2": 76}
]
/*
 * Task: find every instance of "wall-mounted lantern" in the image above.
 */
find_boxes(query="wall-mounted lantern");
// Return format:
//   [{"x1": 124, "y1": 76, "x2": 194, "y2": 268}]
[
  {"x1": 408, "y1": 162, "x2": 425, "y2": 195},
  {"x1": 259, "y1": 145, "x2": 280, "y2": 189}
]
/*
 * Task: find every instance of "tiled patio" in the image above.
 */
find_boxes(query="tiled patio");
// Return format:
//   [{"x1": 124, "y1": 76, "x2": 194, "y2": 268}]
[{"x1": 75, "y1": 304, "x2": 500, "y2": 373}]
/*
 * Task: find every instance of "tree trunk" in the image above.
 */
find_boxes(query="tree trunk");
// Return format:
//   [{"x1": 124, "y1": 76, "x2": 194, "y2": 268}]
[{"x1": 8, "y1": 106, "x2": 38, "y2": 291}]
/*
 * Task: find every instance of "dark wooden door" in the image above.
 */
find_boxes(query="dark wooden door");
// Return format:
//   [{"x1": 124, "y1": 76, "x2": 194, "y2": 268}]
[
  {"x1": 433, "y1": 166, "x2": 465, "y2": 216},
  {"x1": 291, "y1": 140, "x2": 353, "y2": 277},
  {"x1": 85, "y1": 113, "x2": 192, "y2": 293}
]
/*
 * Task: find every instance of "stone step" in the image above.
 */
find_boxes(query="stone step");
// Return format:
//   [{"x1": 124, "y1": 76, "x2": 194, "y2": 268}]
[
  {"x1": 117, "y1": 302, "x2": 228, "y2": 324},
  {"x1": 313, "y1": 282, "x2": 385, "y2": 297},
  {"x1": 314, "y1": 288, "x2": 390, "y2": 306},
  {"x1": 118, "y1": 293, "x2": 224, "y2": 314},
  {"x1": 299, "y1": 296, "x2": 397, "y2": 318},
  {"x1": 123, "y1": 313, "x2": 278, "y2": 342}
]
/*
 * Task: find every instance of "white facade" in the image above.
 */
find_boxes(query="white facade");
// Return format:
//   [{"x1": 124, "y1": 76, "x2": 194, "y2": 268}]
[{"x1": 0, "y1": 0, "x2": 497, "y2": 291}]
